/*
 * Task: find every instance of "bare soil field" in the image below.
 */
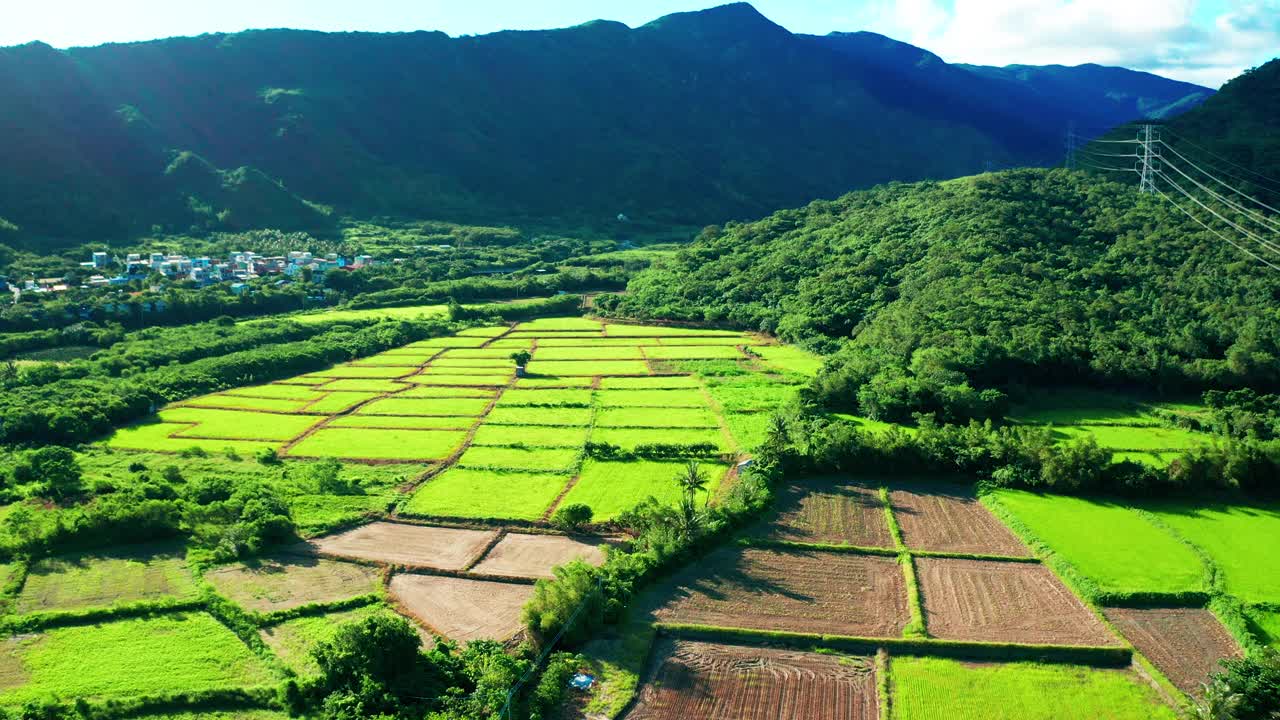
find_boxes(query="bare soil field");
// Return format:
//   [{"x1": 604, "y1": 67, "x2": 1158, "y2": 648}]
[
  {"x1": 916, "y1": 558, "x2": 1119, "y2": 646},
  {"x1": 469, "y1": 533, "x2": 612, "y2": 579},
  {"x1": 389, "y1": 574, "x2": 532, "y2": 642},
  {"x1": 651, "y1": 547, "x2": 908, "y2": 638},
  {"x1": 1106, "y1": 607, "x2": 1242, "y2": 694},
  {"x1": 204, "y1": 555, "x2": 381, "y2": 613},
  {"x1": 309, "y1": 522, "x2": 496, "y2": 571},
  {"x1": 889, "y1": 484, "x2": 1030, "y2": 557},
  {"x1": 758, "y1": 478, "x2": 891, "y2": 548},
  {"x1": 624, "y1": 639, "x2": 878, "y2": 720}
]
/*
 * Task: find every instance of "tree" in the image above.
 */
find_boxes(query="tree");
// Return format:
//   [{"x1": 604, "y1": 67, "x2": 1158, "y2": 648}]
[
  {"x1": 551, "y1": 503, "x2": 593, "y2": 531},
  {"x1": 13, "y1": 446, "x2": 83, "y2": 502},
  {"x1": 509, "y1": 350, "x2": 532, "y2": 366},
  {"x1": 313, "y1": 614, "x2": 440, "y2": 718},
  {"x1": 305, "y1": 458, "x2": 358, "y2": 494},
  {"x1": 673, "y1": 461, "x2": 709, "y2": 539}
]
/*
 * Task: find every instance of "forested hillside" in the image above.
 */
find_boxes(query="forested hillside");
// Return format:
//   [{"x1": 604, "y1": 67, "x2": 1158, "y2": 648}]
[
  {"x1": 0, "y1": 3, "x2": 1209, "y2": 249},
  {"x1": 601, "y1": 169, "x2": 1280, "y2": 421}
]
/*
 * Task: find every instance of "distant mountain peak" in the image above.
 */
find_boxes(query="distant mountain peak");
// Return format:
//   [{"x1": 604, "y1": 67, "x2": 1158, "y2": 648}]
[{"x1": 642, "y1": 2, "x2": 787, "y2": 40}]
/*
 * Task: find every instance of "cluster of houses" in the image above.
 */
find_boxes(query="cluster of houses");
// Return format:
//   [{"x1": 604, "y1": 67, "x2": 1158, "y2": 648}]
[{"x1": 9, "y1": 249, "x2": 385, "y2": 295}]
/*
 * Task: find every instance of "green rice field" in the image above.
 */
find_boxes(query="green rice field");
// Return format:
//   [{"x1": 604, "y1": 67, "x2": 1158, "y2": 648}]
[
  {"x1": 402, "y1": 468, "x2": 571, "y2": 520},
  {"x1": 558, "y1": 460, "x2": 725, "y2": 520},
  {"x1": 260, "y1": 605, "x2": 391, "y2": 676},
  {"x1": 1148, "y1": 502, "x2": 1280, "y2": 603},
  {"x1": 889, "y1": 657, "x2": 1175, "y2": 720},
  {"x1": 18, "y1": 543, "x2": 198, "y2": 615}
]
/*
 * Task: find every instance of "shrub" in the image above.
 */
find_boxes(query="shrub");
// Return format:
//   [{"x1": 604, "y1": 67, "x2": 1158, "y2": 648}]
[
  {"x1": 551, "y1": 503, "x2": 593, "y2": 531},
  {"x1": 12, "y1": 446, "x2": 83, "y2": 502}
]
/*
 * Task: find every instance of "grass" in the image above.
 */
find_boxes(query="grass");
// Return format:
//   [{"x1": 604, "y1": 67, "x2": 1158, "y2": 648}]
[
  {"x1": 262, "y1": 304, "x2": 445, "y2": 324},
  {"x1": 577, "y1": 620, "x2": 657, "y2": 718},
  {"x1": 558, "y1": 459, "x2": 723, "y2": 520},
  {"x1": 303, "y1": 391, "x2": 383, "y2": 414},
  {"x1": 456, "y1": 325, "x2": 511, "y2": 337},
  {"x1": 419, "y1": 365, "x2": 513, "y2": 376},
  {"x1": 517, "y1": 317, "x2": 604, "y2": 331},
  {"x1": 643, "y1": 345, "x2": 744, "y2": 360},
  {"x1": 275, "y1": 376, "x2": 329, "y2": 386},
  {"x1": 397, "y1": 386, "x2": 497, "y2": 398},
  {"x1": 1007, "y1": 387, "x2": 1206, "y2": 426},
  {"x1": 707, "y1": 382, "x2": 800, "y2": 412},
  {"x1": 403, "y1": 468, "x2": 570, "y2": 520},
  {"x1": 604, "y1": 324, "x2": 741, "y2": 337},
  {"x1": 534, "y1": 346, "x2": 644, "y2": 360},
  {"x1": 436, "y1": 348, "x2": 518, "y2": 359},
  {"x1": 470, "y1": 424, "x2": 589, "y2": 448},
  {"x1": 526, "y1": 360, "x2": 650, "y2": 376},
  {"x1": 356, "y1": 397, "x2": 491, "y2": 416},
  {"x1": 405, "y1": 373, "x2": 511, "y2": 386},
  {"x1": 316, "y1": 379, "x2": 408, "y2": 393},
  {"x1": 205, "y1": 556, "x2": 380, "y2": 613},
  {"x1": 724, "y1": 412, "x2": 773, "y2": 451},
  {"x1": 596, "y1": 407, "x2": 718, "y2": 429},
  {"x1": 889, "y1": 657, "x2": 1176, "y2": 720},
  {"x1": 590, "y1": 427, "x2": 729, "y2": 452},
  {"x1": 486, "y1": 338, "x2": 537, "y2": 349},
  {"x1": 329, "y1": 415, "x2": 476, "y2": 430},
  {"x1": 289, "y1": 428, "x2": 467, "y2": 461},
  {"x1": 657, "y1": 336, "x2": 755, "y2": 346},
  {"x1": 484, "y1": 406, "x2": 593, "y2": 426},
  {"x1": 407, "y1": 337, "x2": 489, "y2": 349},
  {"x1": 535, "y1": 337, "x2": 656, "y2": 347},
  {"x1": 595, "y1": 389, "x2": 708, "y2": 408},
  {"x1": 750, "y1": 345, "x2": 824, "y2": 376},
  {"x1": 260, "y1": 605, "x2": 391, "y2": 676},
  {"x1": 161, "y1": 407, "x2": 321, "y2": 441},
  {"x1": 457, "y1": 445, "x2": 580, "y2": 472},
  {"x1": 1052, "y1": 425, "x2": 1210, "y2": 452},
  {"x1": 513, "y1": 376, "x2": 596, "y2": 388},
  {"x1": 1248, "y1": 608, "x2": 1280, "y2": 650},
  {"x1": 990, "y1": 490, "x2": 1206, "y2": 596},
  {"x1": 183, "y1": 394, "x2": 315, "y2": 413},
  {"x1": 0, "y1": 612, "x2": 273, "y2": 704},
  {"x1": 431, "y1": 358, "x2": 514, "y2": 369},
  {"x1": 599, "y1": 375, "x2": 701, "y2": 389},
  {"x1": 104, "y1": 422, "x2": 277, "y2": 455},
  {"x1": 347, "y1": 356, "x2": 424, "y2": 368},
  {"x1": 308, "y1": 365, "x2": 414, "y2": 379},
  {"x1": 18, "y1": 542, "x2": 198, "y2": 615},
  {"x1": 223, "y1": 384, "x2": 324, "y2": 400},
  {"x1": 1148, "y1": 502, "x2": 1280, "y2": 604},
  {"x1": 496, "y1": 389, "x2": 594, "y2": 407}
]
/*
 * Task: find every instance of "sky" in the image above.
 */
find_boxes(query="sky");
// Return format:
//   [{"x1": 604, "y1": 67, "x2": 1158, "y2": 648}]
[{"x1": 2, "y1": 0, "x2": 1276, "y2": 88}]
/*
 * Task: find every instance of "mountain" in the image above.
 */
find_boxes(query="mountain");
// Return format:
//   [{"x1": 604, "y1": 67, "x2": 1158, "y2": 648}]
[
  {"x1": 602, "y1": 167, "x2": 1280, "y2": 422},
  {"x1": 0, "y1": 2, "x2": 1213, "y2": 250}
]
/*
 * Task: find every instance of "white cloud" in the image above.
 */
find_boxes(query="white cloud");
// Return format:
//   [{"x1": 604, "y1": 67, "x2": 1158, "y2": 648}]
[{"x1": 865, "y1": 0, "x2": 1280, "y2": 88}]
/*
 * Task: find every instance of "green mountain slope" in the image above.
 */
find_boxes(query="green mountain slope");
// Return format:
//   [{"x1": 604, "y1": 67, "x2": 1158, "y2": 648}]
[
  {"x1": 0, "y1": 3, "x2": 1212, "y2": 250},
  {"x1": 603, "y1": 168, "x2": 1280, "y2": 421}
]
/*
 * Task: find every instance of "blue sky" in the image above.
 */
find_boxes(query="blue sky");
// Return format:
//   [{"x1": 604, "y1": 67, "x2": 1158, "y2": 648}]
[{"x1": 3, "y1": 1, "x2": 1276, "y2": 87}]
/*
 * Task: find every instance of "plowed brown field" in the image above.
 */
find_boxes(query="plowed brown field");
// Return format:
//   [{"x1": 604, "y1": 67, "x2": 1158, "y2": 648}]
[
  {"x1": 916, "y1": 558, "x2": 1119, "y2": 646},
  {"x1": 652, "y1": 547, "x2": 908, "y2": 638},
  {"x1": 624, "y1": 639, "x2": 878, "y2": 720},
  {"x1": 889, "y1": 485, "x2": 1030, "y2": 557},
  {"x1": 204, "y1": 555, "x2": 380, "y2": 612},
  {"x1": 1107, "y1": 607, "x2": 1242, "y2": 694},
  {"x1": 469, "y1": 533, "x2": 611, "y2": 579},
  {"x1": 389, "y1": 573, "x2": 532, "y2": 642},
  {"x1": 760, "y1": 477, "x2": 892, "y2": 548},
  {"x1": 309, "y1": 521, "x2": 496, "y2": 570}
]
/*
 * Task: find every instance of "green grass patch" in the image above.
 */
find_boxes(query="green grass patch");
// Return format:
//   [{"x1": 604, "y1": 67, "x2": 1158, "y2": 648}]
[
  {"x1": 456, "y1": 325, "x2": 510, "y2": 337},
  {"x1": 595, "y1": 389, "x2": 708, "y2": 408},
  {"x1": 307, "y1": 365, "x2": 413, "y2": 379},
  {"x1": 751, "y1": 345, "x2": 824, "y2": 376},
  {"x1": 104, "y1": 422, "x2": 277, "y2": 455},
  {"x1": 596, "y1": 407, "x2": 718, "y2": 429},
  {"x1": 496, "y1": 389, "x2": 593, "y2": 407},
  {"x1": 260, "y1": 604, "x2": 393, "y2": 676},
  {"x1": 707, "y1": 383, "x2": 799, "y2": 412},
  {"x1": 486, "y1": 338, "x2": 536, "y2": 349},
  {"x1": 275, "y1": 376, "x2": 329, "y2": 386},
  {"x1": 1053, "y1": 425, "x2": 1210, "y2": 452},
  {"x1": 316, "y1": 379, "x2": 408, "y2": 393},
  {"x1": 456, "y1": 445, "x2": 580, "y2": 472},
  {"x1": 435, "y1": 348, "x2": 518, "y2": 359},
  {"x1": 405, "y1": 373, "x2": 511, "y2": 386},
  {"x1": 403, "y1": 468, "x2": 569, "y2": 521},
  {"x1": 183, "y1": 394, "x2": 315, "y2": 413},
  {"x1": 265, "y1": 304, "x2": 446, "y2": 325},
  {"x1": 535, "y1": 337, "x2": 655, "y2": 347},
  {"x1": 430, "y1": 358, "x2": 514, "y2": 369},
  {"x1": 1148, "y1": 502, "x2": 1280, "y2": 604},
  {"x1": 889, "y1": 656, "x2": 1176, "y2": 720},
  {"x1": 328, "y1": 415, "x2": 474, "y2": 430},
  {"x1": 643, "y1": 345, "x2": 743, "y2": 360},
  {"x1": 397, "y1": 385, "x2": 496, "y2": 398},
  {"x1": 558, "y1": 459, "x2": 723, "y2": 520},
  {"x1": 1111, "y1": 451, "x2": 1173, "y2": 467},
  {"x1": 657, "y1": 336, "x2": 754, "y2": 346},
  {"x1": 1247, "y1": 608, "x2": 1280, "y2": 650},
  {"x1": 419, "y1": 364, "x2": 513, "y2": 376},
  {"x1": 406, "y1": 337, "x2": 489, "y2": 348},
  {"x1": 526, "y1": 360, "x2": 650, "y2": 376},
  {"x1": 302, "y1": 391, "x2": 382, "y2": 414},
  {"x1": 161, "y1": 408, "x2": 321, "y2": 442},
  {"x1": 516, "y1": 317, "x2": 603, "y2": 331},
  {"x1": 533, "y1": 346, "x2": 644, "y2": 361},
  {"x1": 17, "y1": 543, "x2": 198, "y2": 615},
  {"x1": 604, "y1": 324, "x2": 741, "y2": 337},
  {"x1": 513, "y1": 376, "x2": 595, "y2": 388},
  {"x1": 470, "y1": 424, "x2": 588, "y2": 448},
  {"x1": 590, "y1": 427, "x2": 729, "y2": 452},
  {"x1": 0, "y1": 612, "x2": 273, "y2": 704},
  {"x1": 356, "y1": 397, "x2": 490, "y2": 416},
  {"x1": 289, "y1": 428, "x2": 467, "y2": 461},
  {"x1": 724, "y1": 412, "x2": 772, "y2": 450},
  {"x1": 484, "y1": 406, "x2": 592, "y2": 426},
  {"x1": 990, "y1": 490, "x2": 1206, "y2": 597},
  {"x1": 599, "y1": 375, "x2": 700, "y2": 389},
  {"x1": 223, "y1": 384, "x2": 323, "y2": 400}
]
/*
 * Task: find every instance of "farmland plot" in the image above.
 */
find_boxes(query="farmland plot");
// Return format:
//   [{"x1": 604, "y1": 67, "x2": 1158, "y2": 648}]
[
  {"x1": 310, "y1": 521, "x2": 496, "y2": 570},
  {"x1": 759, "y1": 477, "x2": 892, "y2": 549},
  {"x1": 915, "y1": 558, "x2": 1119, "y2": 646},
  {"x1": 624, "y1": 639, "x2": 878, "y2": 720},
  {"x1": 389, "y1": 574, "x2": 532, "y2": 642},
  {"x1": 287, "y1": 427, "x2": 468, "y2": 461},
  {"x1": 560, "y1": 460, "x2": 725, "y2": 521},
  {"x1": 652, "y1": 546, "x2": 908, "y2": 638},
  {"x1": 402, "y1": 468, "x2": 570, "y2": 520},
  {"x1": 1105, "y1": 607, "x2": 1242, "y2": 694},
  {"x1": 470, "y1": 533, "x2": 611, "y2": 579},
  {"x1": 261, "y1": 605, "x2": 398, "y2": 676},
  {"x1": 18, "y1": 543, "x2": 197, "y2": 615},
  {"x1": 889, "y1": 484, "x2": 1030, "y2": 557},
  {"x1": 204, "y1": 555, "x2": 381, "y2": 613}
]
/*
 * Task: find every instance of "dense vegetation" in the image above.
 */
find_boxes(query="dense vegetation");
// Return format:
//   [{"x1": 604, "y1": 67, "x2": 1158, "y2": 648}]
[
  {"x1": 604, "y1": 169, "x2": 1280, "y2": 423},
  {"x1": 0, "y1": 4, "x2": 1208, "y2": 248}
]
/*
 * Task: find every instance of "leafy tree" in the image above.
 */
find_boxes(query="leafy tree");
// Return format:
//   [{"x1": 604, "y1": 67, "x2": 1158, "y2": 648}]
[
  {"x1": 305, "y1": 458, "x2": 359, "y2": 495},
  {"x1": 510, "y1": 350, "x2": 532, "y2": 366},
  {"x1": 551, "y1": 503, "x2": 593, "y2": 531},
  {"x1": 12, "y1": 446, "x2": 83, "y2": 502}
]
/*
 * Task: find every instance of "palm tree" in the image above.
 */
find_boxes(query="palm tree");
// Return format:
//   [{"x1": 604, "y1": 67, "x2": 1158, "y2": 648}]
[
  {"x1": 1181, "y1": 676, "x2": 1241, "y2": 720},
  {"x1": 675, "y1": 461, "x2": 709, "y2": 496},
  {"x1": 673, "y1": 461, "x2": 709, "y2": 540}
]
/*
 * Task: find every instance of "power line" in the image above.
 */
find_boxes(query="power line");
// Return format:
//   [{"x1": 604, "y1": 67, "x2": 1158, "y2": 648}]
[
  {"x1": 1157, "y1": 170, "x2": 1280, "y2": 258},
  {"x1": 1159, "y1": 154, "x2": 1280, "y2": 238},
  {"x1": 1153, "y1": 183, "x2": 1280, "y2": 271},
  {"x1": 1158, "y1": 139, "x2": 1280, "y2": 221},
  {"x1": 1161, "y1": 127, "x2": 1280, "y2": 190}
]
